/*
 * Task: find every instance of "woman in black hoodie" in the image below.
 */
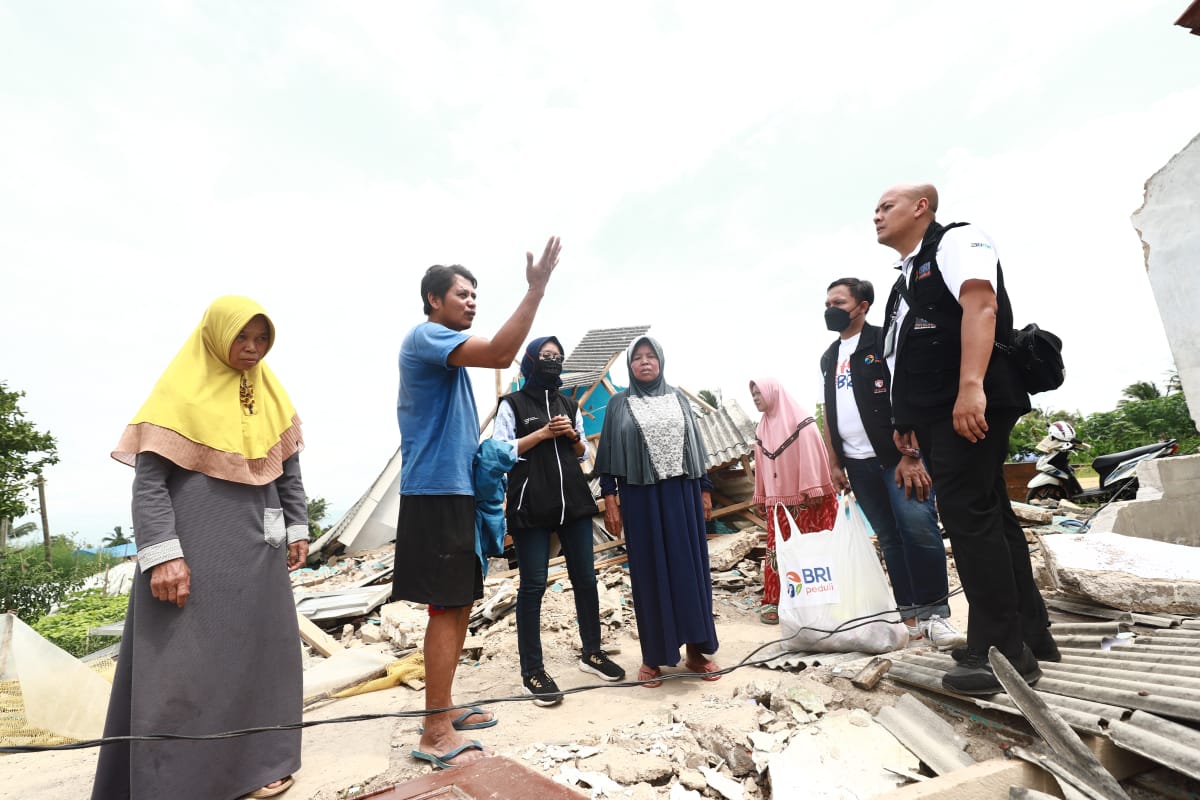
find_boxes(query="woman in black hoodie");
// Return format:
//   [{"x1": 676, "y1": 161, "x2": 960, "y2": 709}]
[{"x1": 494, "y1": 336, "x2": 626, "y2": 706}]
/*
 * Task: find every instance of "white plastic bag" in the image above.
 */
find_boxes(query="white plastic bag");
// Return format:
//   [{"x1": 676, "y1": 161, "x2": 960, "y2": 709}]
[{"x1": 776, "y1": 497, "x2": 909, "y2": 654}]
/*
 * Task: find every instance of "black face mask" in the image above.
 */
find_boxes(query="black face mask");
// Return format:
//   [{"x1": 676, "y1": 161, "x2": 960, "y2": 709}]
[
  {"x1": 825, "y1": 306, "x2": 853, "y2": 333},
  {"x1": 537, "y1": 360, "x2": 563, "y2": 378}
]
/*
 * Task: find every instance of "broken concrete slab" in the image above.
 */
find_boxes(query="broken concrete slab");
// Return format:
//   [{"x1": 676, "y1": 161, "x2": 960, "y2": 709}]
[
  {"x1": 708, "y1": 530, "x2": 759, "y2": 572},
  {"x1": 767, "y1": 709, "x2": 919, "y2": 798},
  {"x1": 302, "y1": 645, "x2": 394, "y2": 702},
  {"x1": 1041, "y1": 531, "x2": 1200, "y2": 614},
  {"x1": 589, "y1": 750, "x2": 674, "y2": 785},
  {"x1": 1011, "y1": 502, "x2": 1054, "y2": 525},
  {"x1": 1089, "y1": 455, "x2": 1200, "y2": 548},
  {"x1": 1133, "y1": 131, "x2": 1200, "y2": 432},
  {"x1": 699, "y1": 765, "x2": 745, "y2": 800},
  {"x1": 681, "y1": 701, "x2": 762, "y2": 777}
]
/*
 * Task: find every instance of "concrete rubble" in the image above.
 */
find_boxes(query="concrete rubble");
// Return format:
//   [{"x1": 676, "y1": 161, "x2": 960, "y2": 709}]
[{"x1": 284, "y1": 491, "x2": 1200, "y2": 798}]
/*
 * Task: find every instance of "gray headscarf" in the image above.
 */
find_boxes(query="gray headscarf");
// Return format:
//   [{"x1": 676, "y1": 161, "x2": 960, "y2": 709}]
[{"x1": 594, "y1": 337, "x2": 708, "y2": 486}]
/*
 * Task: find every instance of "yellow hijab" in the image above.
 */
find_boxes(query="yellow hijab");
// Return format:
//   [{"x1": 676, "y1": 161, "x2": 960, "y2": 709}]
[{"x1": 112, "y1": 296, "x2": 303, "y2": 485}]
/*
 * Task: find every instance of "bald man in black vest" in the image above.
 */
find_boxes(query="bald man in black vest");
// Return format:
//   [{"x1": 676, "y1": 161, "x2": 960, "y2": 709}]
[{"x1": 875, "y1": 183, "x2": 1058, "y2": 696}]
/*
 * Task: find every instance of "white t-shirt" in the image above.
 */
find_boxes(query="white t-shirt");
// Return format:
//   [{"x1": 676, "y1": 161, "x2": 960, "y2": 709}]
[
  {"x1": 884, "y1": 223, "x2": 1000, "y2": 380},
  {"x1": 832, "y1": 333, "x2": 876, "y2": 459}
]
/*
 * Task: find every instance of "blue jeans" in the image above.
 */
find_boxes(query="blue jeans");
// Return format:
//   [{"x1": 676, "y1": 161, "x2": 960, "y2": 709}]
[
  {"x1": 510, "y1": 515, "x2": 603, "y2": 677},
  {"x1": 843, "y1": 456, "x2": 951, "y2": 620}
]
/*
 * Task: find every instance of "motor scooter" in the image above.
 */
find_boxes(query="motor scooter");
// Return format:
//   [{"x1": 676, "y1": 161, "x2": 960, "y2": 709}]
[{"x1": 1025, "y1": 421, "x2": 1178, "y2": 504}]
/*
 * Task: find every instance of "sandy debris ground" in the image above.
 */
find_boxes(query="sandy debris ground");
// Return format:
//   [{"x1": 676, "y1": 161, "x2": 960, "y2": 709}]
[{"x1": 3, "y1": 533, "x2": 1180, "y2": 799}]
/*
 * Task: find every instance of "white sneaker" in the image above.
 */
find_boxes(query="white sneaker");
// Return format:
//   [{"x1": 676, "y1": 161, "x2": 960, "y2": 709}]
[{"x1": 918, "y1": 615, "x2": 967, "y2": 650}]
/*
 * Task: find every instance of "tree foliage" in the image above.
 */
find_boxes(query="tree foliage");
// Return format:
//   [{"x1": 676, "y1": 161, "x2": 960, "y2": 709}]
[
  {"x1": 0, "y1": 548, "x2": 83, "y2": 623},
  {"x1": 0, "y1": 382, "x2": 59, "y2": 521},
  {"x1": 307, "y1": 496, "x2": 329, "y2": 540},
  {"x1": 101, "y1": 525, "x2": 132, "y2": 548},
  {"x1": 1119, "y1": 380, "x2": 1161, "y2": 405},
  {"x1": 1012, "y1": 389, "x2": 1199, "y2": 462},
  {"x1": 31, "y1": 589, "x2": 127, "y2": 658},
  {"x1": 1, "y1": 535, "x2": 112, "y2": 623},
  {"x1": 1077, "y1": 391, "x2": 1199, "y2": 457}
]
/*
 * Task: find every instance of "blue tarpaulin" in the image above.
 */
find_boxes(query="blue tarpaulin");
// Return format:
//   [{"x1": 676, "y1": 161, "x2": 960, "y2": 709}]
[{"x1": 76, "y1": 543, "x2": 138, "y2": 559}]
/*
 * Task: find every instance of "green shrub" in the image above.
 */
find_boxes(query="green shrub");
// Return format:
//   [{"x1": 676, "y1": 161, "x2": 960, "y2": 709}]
[
  {"x1": 0, "y1": 550, "x2": 84, "y2": 623},
  {"x1": 31, "y1": 589, "x2": 128, "y2": 658}
]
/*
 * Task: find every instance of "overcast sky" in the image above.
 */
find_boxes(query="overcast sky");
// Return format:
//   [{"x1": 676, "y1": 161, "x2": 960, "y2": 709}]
[{"x1": 2, "y1": 2, "x2": 1198, "y2": 544}]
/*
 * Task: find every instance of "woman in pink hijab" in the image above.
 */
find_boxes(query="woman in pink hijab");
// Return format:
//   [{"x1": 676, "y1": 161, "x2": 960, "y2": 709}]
[{"x1": 750, "y1": 377, "x2": 838, "y2": 624}]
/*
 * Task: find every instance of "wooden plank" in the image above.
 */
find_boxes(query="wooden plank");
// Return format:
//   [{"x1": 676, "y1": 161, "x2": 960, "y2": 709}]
[
  {"x1": 679, "y1": 385, "x2": 717, "y2": 412},
  {"x1": 577, "y1": 352, "x2": 623, "y2": 408},
  {"x1": 740, "y1": 455, "x2": 755, "y2": 479},
  {"x1": 297, "y1": 613, "x2": 342, "y2": 657},
  {"x1": 710, "y1": 499, "x2": 754, "y2": 520},
  {"x1": 296, "y1": 612, "x2": 342, "y2": 658},
  {"x1": 734, "y1": 509, "x2": 768, "y2": 528}
]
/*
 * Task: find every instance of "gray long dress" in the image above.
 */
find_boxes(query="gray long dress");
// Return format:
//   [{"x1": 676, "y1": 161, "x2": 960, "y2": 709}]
[{"x1": 91, "y1": 452, "x2": 306, "y2": 800}]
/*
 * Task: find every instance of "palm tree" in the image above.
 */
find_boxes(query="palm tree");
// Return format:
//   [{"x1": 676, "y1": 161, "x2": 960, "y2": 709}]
[
  {"x1": 10, "y1": 521, "x2": 38, "y2": 540},
  {"x1": 101, "y1": 525, "x2": 132, "y2": 548},
  {"x1": 698, "y1": 389, "x2": 721, "y2": 410},
  {"x1": 1119, "y1": 381, "x2": 1161, "y2": 405}
]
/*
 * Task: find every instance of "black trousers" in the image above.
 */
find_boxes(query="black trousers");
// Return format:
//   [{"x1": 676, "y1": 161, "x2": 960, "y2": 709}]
[{"x1": 916, "y1": 410, "x2": 1048, "y2": 657}]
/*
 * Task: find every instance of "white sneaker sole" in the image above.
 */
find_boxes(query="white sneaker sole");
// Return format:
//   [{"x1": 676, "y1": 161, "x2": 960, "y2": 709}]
[
  {"x1": 578, "y1": 660, "x2": 625, "y2": 682},
  {"x1": 523, "y1": 686, "x2": 563, "y2": 707}
]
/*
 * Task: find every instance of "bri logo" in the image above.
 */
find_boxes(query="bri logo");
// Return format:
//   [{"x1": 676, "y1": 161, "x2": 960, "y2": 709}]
[
  {"x1": 916, "y1": 262, "x2": 932, "y2": 280},
  {"x1": 784, "y1": 567, "x2": 835, "y2": 597}
]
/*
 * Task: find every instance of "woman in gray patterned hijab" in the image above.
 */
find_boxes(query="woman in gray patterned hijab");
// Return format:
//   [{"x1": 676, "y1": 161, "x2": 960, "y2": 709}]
[{"x1": 595, "y1": 336, "x2": 721, "y2": 687}]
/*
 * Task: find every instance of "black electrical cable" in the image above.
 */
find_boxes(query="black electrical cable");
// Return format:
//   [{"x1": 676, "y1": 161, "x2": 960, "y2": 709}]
[{"x1": 0, "y1": 586, "x2": 966, "y2": 754}]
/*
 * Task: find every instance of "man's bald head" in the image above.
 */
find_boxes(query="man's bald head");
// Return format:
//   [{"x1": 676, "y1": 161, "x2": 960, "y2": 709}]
[
  {"x1": 888, "y1": 183, "x2": 939, "y2": 215},
  {"x1": 874, "y1": 183, "x2": 939, "y2": 254}
]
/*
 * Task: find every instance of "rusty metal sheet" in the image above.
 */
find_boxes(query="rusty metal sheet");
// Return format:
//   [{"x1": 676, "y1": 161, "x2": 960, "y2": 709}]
[{"x1": 357, "y1": 755, "x2": 586, "y2": 799}]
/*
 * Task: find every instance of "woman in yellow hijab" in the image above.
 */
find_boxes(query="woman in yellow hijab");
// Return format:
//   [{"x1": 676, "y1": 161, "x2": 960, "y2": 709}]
[{"x1": 94, "y1": 296, "x2": 307, "y2": 800}]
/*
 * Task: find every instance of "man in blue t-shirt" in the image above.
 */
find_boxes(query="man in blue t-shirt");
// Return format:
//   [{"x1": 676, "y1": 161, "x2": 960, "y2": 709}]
[{"x1": 393, "y1": 236, "x2": 561, "y2": 770}]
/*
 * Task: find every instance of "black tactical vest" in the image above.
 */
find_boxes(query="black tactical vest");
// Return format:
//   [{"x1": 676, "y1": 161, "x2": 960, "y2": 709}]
[{"x1": 883, "y1": 221, "x2": 1030, "y2": 428}]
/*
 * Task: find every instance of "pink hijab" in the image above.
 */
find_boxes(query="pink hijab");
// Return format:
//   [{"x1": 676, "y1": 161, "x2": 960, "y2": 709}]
[{"x1": 751, "y1": 377, "x2": 835, "y2": 506}]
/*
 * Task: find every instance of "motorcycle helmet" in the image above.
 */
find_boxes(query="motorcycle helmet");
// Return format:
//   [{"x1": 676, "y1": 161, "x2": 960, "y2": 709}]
[{"x1": 1047, "y1": 421, "x2": 1076, "y2": 443}]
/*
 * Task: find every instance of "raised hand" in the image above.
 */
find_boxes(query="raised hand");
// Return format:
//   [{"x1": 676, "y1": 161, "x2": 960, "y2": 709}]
[{"x1": 526, "y1": 236, "x2": 562, "y2": 293}]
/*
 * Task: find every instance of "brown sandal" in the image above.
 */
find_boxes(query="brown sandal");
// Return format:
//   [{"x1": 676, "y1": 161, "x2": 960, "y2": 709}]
[
  {"x1": 684, "y1": 659, "x2": 722, "y2": 681},
  {"x1": 638, "y1": 665, "x2": 663, "y2": 688},
  {"x1": 245, "y1": 777, "x2": 294, "y2": 798}
]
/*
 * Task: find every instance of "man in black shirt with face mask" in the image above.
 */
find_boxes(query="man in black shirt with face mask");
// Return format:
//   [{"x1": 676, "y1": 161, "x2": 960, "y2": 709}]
[{"x1": 819, "y1": 277, "x2": 964, "y2": 650}]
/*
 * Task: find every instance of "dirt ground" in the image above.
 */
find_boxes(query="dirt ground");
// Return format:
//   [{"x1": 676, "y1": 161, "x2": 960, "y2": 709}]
[{"x1": 0, "y1": 555, "x2": 999, "y2": 800}]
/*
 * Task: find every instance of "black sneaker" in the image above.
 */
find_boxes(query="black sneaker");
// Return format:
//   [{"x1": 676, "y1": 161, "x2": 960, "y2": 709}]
[
  {"x1": 522, "y1": 670, "x2": 564, "y2": 707},
  {"x1": 951, "y1": 631, "x2": 1061, "y2": 664},
  {"x1": 942, "y1": 645, "x2": 1042, "y2": 696},
  {"x1": 579, "y1": 650, "x2": 626, "y2": 682}
]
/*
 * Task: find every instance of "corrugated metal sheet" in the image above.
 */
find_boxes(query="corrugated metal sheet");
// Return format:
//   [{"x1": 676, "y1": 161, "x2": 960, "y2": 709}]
[
  {"x1": 562, "y1": 325, "x2": 651, "y2": 373},
  {"x1": 695, "y1": 398, "x2": 759, "y2": 470},
  {"x1": 312, "y1": 448, "x2": 403, "y2": 555},
  {"x1": 887, "y1": 594, "x2": 1200, "y2": 782},
  {"x1": 560, "y1": 369, "x2": 606, "y2": 390}
]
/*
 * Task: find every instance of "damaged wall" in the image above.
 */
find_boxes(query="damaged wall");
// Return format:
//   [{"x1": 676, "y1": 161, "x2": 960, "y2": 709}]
[{"x1": 1131, "y1": 131, "x2": 1200, "y2": 432}]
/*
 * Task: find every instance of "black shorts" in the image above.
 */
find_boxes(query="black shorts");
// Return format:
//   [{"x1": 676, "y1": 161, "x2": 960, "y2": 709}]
[{"x1": 390, "y1": 494, "x2": 482, "y2": 607}]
